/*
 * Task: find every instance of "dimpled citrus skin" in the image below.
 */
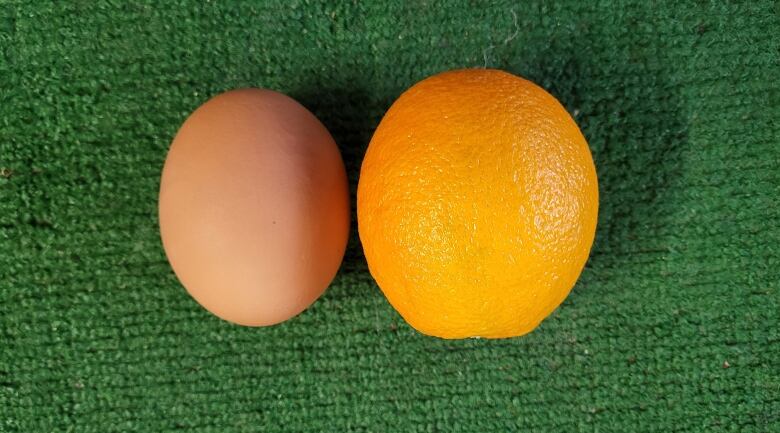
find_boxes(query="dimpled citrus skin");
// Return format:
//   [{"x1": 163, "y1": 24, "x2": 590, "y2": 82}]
[{"x1": 357, "y1": 69, "x2": 599, "y2": 339}]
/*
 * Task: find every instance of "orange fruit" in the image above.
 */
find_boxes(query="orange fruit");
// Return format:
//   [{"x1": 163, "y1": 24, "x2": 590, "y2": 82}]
[{"x1": 357, "y1": 69, "x2": 598, "y2": 339}]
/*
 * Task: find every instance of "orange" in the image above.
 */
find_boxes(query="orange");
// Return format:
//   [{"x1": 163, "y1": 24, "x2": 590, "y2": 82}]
[{"x1": 357, "y1": 69, "x2": 598, "y2": 339}]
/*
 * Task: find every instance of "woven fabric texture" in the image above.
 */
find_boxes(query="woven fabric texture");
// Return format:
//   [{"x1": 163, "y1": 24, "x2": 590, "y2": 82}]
[{"x1": 1, "y1": 1, "x2": 778, "y2": 432}]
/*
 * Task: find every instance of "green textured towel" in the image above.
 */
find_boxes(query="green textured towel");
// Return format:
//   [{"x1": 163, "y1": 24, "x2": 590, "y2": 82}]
[{"x1": 1, "y1": 1, "x2": 778, "y2": 432}]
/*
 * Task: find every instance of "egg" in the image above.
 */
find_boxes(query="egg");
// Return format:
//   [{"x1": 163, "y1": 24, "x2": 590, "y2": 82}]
[{"x1": 159, "y1": 89, "x2": 350, "y2": 326}]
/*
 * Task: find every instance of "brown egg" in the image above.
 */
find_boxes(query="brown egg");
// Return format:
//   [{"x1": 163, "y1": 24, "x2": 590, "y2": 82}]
[{"x1": 159, "y1": 89, "x2": 350, "y2": 326}]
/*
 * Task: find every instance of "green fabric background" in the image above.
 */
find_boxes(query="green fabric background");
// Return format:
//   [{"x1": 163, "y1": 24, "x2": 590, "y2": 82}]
[{"x1": 2, "y1": 1, "x2": 778, "y2": 431}]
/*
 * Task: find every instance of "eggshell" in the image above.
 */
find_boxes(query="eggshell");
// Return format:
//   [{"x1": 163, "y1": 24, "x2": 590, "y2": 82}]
[{"x1": 159, "y1": 89, "x2": 350, "y2": 326}]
